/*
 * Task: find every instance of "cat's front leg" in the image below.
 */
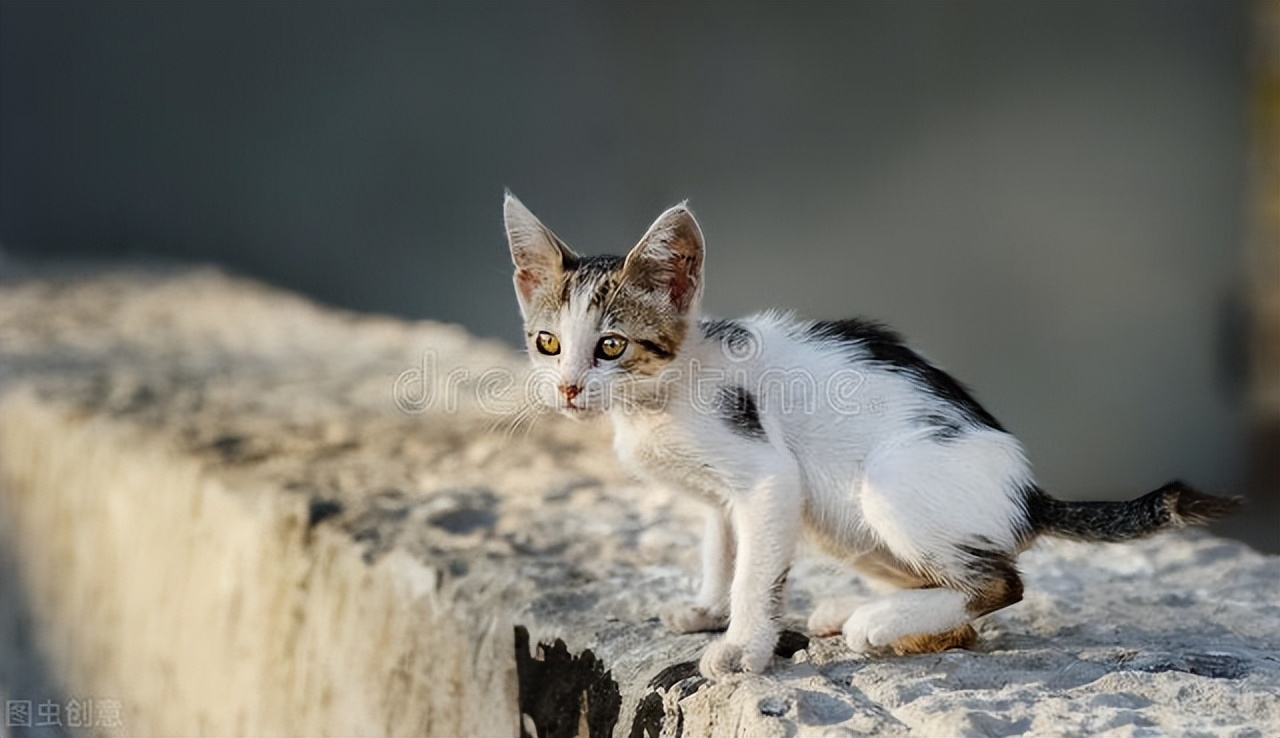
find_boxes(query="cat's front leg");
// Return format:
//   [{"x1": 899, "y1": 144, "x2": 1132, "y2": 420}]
[
  {"x1": 699, "y1": 461, "x2": 801, "y2": 678},
  {"x1": 662, "y1": 506, "x2": 734, "y2": 633}
]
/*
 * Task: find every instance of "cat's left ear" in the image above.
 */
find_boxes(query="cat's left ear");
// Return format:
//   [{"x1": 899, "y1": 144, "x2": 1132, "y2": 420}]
[
  {"x1": 504, "y1": 192, "x2": 578, "y2": 315},
  {"x1": 622, "y1": 203, "x2": 704, "y2": 315}
]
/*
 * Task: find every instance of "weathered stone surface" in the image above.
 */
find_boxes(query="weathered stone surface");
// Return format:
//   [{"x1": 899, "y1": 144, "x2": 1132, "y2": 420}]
[{"x1": 0, "y1": 268, "x2": 1276, "y2": 736}]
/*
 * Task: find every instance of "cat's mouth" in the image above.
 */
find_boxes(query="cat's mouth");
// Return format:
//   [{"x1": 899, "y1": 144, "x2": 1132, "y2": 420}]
[{"x1": 558, "y1": 403, "x2": 603, "y2": 419}]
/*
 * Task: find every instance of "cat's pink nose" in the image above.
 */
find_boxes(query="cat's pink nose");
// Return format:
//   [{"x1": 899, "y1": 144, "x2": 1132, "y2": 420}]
[{"x1": 560, "y1": 384, "x2": 581, "y2": 402}]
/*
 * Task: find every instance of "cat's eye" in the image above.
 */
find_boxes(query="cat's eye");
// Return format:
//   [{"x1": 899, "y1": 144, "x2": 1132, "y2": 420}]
[
  {"x1": 596, "y1": 334, "x2": 628, "y2": 360},
  {"x1": 535, "y1": 331, "x2": 560, "y2": 356}
]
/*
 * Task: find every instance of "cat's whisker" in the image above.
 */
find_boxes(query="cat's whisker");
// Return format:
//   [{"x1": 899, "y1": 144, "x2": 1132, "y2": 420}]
[
  {"x1": 504, "y1": 401, "x2": 549, "y2": 440},
  {"x1": 485, "y1": 398, "x2": 540, "y2": 438}
]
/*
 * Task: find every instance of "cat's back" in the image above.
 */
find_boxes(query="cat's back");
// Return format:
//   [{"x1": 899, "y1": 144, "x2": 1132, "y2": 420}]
[{"x1": 694, "y1": 312, "x2": 1011, "y2": 456}]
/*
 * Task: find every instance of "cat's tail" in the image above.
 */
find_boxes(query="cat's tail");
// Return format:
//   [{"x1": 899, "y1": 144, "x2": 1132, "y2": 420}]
[{"x1": 1024, "y1": 481, "x2": 1242, "y2": 543}]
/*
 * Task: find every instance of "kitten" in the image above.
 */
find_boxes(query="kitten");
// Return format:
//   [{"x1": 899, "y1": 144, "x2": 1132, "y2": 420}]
[{"x1": 503, "y1": 193, "x2": 1242, "y2": 678}]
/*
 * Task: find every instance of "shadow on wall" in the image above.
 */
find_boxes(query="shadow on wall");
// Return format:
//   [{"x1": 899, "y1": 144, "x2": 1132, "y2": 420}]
[
  {"x1": 2, "y1": 1, "x2": 1273, "y2": 551},
  {"x1": 0, "y1": 528, "x2": 72, "y2": 737}
]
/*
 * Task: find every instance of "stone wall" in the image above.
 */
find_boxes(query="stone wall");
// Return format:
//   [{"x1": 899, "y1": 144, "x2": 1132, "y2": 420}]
[{"x1": 1, "y1": 269, "x2": 1276, "y2": 736}]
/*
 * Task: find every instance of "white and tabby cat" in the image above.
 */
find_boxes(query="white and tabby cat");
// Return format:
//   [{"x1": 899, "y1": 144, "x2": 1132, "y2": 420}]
[{"x1": 504, "y1": 193, "x2": 1240, "y2": 678}]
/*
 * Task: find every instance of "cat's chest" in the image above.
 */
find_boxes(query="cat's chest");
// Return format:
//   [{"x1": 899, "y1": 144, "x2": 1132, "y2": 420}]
[{"x1": 610, "y1": 412, "x2": 728, "y2": 501}]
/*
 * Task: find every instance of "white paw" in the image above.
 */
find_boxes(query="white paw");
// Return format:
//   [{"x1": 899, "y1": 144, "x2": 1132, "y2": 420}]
[
  {"x1": 842, "y1": 600, "x2": 896, "y2": 653},
  {"x1": 661, "y1": 603, "x2": 729, "y2": 634},
  {"x1": 698, "y1": 634, "x2": 775, "y2": 679},
  {"x1": 807, "y1": 597, "x2": 859, "y2": 637}
]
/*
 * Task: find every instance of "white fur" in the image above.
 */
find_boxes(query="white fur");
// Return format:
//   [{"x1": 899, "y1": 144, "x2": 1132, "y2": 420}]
[
  {"x1": 603, "y1": 313, "x2": 1034, "y2": 676},
  {"x1": 860, "y1": 427, "x2": 1029, "y2": 571},
  {"x1": 507, "y1": 199, "x2": 1036, "y2": 678},
  {"x1": 842, "y1": 588, "x2": 971, "y2": 651}
]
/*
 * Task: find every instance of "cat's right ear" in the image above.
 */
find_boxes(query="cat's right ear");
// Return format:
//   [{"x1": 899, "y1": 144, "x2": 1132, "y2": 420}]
[
  {"x1": 621, "y1": 202, "x2": 704, "y2": 315},
  {"x1": 504, "y1": 192, "x2": 577, "y2": 315}
]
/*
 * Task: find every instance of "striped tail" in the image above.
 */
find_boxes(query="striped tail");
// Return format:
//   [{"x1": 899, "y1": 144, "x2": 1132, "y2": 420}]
[{"x1": 1025, "y1": 480, "x2": 1243, "y2": 543}]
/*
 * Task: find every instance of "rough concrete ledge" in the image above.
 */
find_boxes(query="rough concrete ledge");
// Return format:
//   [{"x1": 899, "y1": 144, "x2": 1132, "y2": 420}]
[{"x1": 0, "y1": 268, "x2": 1277, "y2": 737}]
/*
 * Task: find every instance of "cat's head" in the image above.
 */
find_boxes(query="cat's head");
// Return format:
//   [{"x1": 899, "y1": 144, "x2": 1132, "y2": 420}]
[{"x1": 504, "y1": 192, "x2": 704, "y2": 417}]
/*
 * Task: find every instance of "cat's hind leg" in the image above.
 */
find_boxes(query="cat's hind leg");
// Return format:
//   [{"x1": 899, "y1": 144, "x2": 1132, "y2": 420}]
[
  {"x1": 838, "y1": 548, "x2": 1022, "y2": 655},
  {"x1": 810, "y1": 546, "x2": 992, "y2": 654},
  {"x1": 807, "y1": 597, "x2": 860, "y2": 638},
  {"x1": 842, "y1": 430, "x2": 1030, "y2": 654},
  {"x1": 841, "y1": 588, "x2": 977, "y2": 654},
  {"x1": 807, "y1": 548, "x2": 932, "y2": 637}
]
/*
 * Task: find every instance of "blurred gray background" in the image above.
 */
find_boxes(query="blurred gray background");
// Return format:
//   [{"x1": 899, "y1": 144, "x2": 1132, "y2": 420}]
[{"x1": 2, "y1": 1, "x2": 1274, "y2": 550}]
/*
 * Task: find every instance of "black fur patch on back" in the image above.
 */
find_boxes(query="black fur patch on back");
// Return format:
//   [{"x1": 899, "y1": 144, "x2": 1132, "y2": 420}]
[
  {"x1": 701, "y1": 319, "x2": 758, "y2": 361},
  {"x1": 701, "y1": 318, "x2": 748, "y2": 345},
  {"x1": 716, "y1": 385, "x2": 766, "y2": 441},
  {"x1": 921, "y1": 412, "x2": 965, "y2": 441},
  {"x1": 700, "y1": 318, "x2": 740, "y2": 339},
  {"x1": 806, "y1": 318, "x2": 1004, "y2": 432}
]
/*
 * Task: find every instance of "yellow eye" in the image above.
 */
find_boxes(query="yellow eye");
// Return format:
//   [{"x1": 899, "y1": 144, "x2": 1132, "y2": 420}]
[
  {"x1": 596, "y1": 334, "x2": 628, "y2": 360},
  {"x1": 535, "y1": 331, "x2": 560, "y2": 356}
]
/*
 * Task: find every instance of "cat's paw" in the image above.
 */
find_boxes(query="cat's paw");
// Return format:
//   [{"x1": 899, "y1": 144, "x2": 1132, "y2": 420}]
[
  {"x1": 698, "y1": 635, "x2": 774, "y2": 679},
  {"x1": 842, "y1": 600, "x2": 897, "y2": 653},
  {"x1": 842, "y1": 589, "x2": 975, "y2": 655},
  {"x1": 661, "y1": 603, "x2": 728, "y2": 634},
  {"x1": 807, "y1": 597, "x2": 860, "y2": 637}
]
